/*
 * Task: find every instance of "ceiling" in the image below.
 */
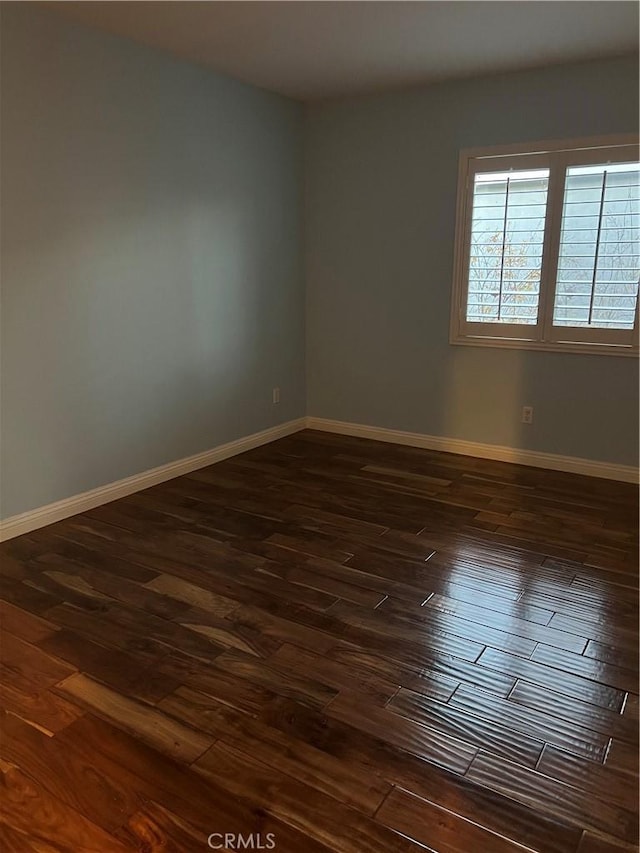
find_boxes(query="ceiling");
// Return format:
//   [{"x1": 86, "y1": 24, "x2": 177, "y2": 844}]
[{"x1": 46, "y1": 1, "x2": 639, "y2": 101}]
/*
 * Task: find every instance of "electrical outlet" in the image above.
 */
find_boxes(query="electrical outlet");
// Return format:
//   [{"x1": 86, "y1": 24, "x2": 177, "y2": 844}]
[
  {"x1": 521, "y1": 406, "x2": 533, "y2": 425},
  {"x1": 272, "y1": 387, "x2": 280, "y2": 405}
]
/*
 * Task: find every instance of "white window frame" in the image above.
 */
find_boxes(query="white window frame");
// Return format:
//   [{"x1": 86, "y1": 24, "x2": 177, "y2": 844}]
[{"x1": 450, "y1": 135, "x2": 640, "y2": 356}]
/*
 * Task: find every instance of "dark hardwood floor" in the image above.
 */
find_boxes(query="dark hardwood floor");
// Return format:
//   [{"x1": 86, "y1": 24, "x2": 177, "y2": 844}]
[{"x1": 0, "y1": 429, "x2": 638, "y2": 852}]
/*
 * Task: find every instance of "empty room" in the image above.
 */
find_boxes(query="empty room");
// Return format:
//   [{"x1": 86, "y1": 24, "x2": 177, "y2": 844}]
[{"x1": 1, "y1": 1, "x2": 638, "y2": 851}]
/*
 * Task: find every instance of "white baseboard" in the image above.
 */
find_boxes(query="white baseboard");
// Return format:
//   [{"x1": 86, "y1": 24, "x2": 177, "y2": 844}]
[
  {"x1": 2, "y1": 414, "x2": 636, "y2": 542},
  {"x1": 0, "y1": 418, "x2": 306, "y2": 542},
  {"x1": 305, "y1": 417, "x2": 639, "y2": 484}
]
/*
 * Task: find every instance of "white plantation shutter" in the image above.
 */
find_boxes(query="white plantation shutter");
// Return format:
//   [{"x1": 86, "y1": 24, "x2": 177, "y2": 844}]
[
  {"x1": 467, "y1": 169, "x2": 549, "y2": 325},
  {"x1": 553, "y1": 163, "x2": 639, "y2": 331},
  {"x1": 451, "y1": 137, "x2": 639, "y2": 354}
]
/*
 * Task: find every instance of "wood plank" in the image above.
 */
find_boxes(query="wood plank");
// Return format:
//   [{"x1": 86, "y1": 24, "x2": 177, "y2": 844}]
[
  {"x1": 0, "y1": 575, "x2": 61, "y2": 615},
  {"x1": 55, "y1": 673, "x2": 213, "y2": 763},
  {"x1": 536, "y1": 745, "x2": 639, "y2": 813},
  {"x1": 330, "y1": 597, "x2": 537, "y2": 658},
  {"x1": 531, "y1": 591, "x2": 639, "y2": 631},
  {"x1": 26, "y1": 532, "x2": 160, "y2": 583},
  {"x1": 605, "y1": 739, "x2": 640, "y2": 777},
  {"x1": 177, "y1": 616, "x2": 278, "y2": 659},
  {"x1": 256, "y1": 563, "x2": 387, "y2": 607},
  {"x1": 387, "y1": 687, "x2": 543, "y2": 767},
  {"x1": 414, "y1": 593, "x2": 587, "y2": 652},
  {"x1": 0, "y1": 765, "x2": 129, "y2": 851},
  {"x1": 275, "y1": 553, "x2": 429, "y2": 605},
  {"x1": 377, "y1": 786, "x2": 533, "y2": 853},
  {"x1": 258, "y1": 694, "x2": 480, "y2": 802},
  {"x1": 475, "y1": 647, "x2": 625, "y2": 711},
  {"x1": 115, "y1": 800, "x2": 210, "y2": 852},
  {"x1": 0, "y1": 555, "x2": 29, "y2": 581},
  {"x1": 38, "y1": 627, "x2": 179, "y2": 704},
  {"x1": 544, "y1": 558, "x2": 639, "y2": 591},
  {"x1": 0, "y1": 601, "x2": 58, "y2": 644},
  {"x1": 57, "y1": 599, "x2": 231, "y2": 663},
  {"x1": 144, "y1": 572, "x2": 240, "y2": 616},
  {"x1": 345, "y1": 549, "x2": 525, "y2": 603},
  {"x1": 531, "y1": 644, "x2": 639, "y2": 695},
  {"x1": 55, "y1": 713, "x2": 333, "y2": 853},
  {"x1": 195, "y1": 740, "x2": 426, "y2": 853},
  {"x1": 158, "y1": 686, "x2": 391, "y2": 813},
  {"x1": 0, "y1": 681, "x2": 83, "y2": 735},
  {"x1": 448, "y1": 683, "x2": 609, "y2": 761},
  {"x1": 622, "y1": 692, "x2": 639, "y2": 722},
  {"x1": 212, "y1": 648, "x2": 338, "y2": 708},
  {"x1": 36, "y1": 558, "x2": 192, "y2": 621},
  {"x1": 369, "y1": 764, "x2": 583, "y2": 853},
  {"x1": 0, "y1": 821, "x2": 66, "y2": 853},
  {"x1": 508, "y1": 679, "x2": 638, "y2": 745},
  {"x1": 157, "y1": 651, "x2": 286, "y2": 715},
  {"x1": 261, "y1": 597, "x2": 486, "y2": 666},
  {"x1": 42, "y1": 602, "x2": 171, "y2": 665},
  {"x1": 577, "y1": 831, "x2": 639, "y2": 852},
  {"x1": 224, "y1": 603, "x2": 338, "y2": 655},
  {"x1": 466, "y1": 751, "x2": 638, "y2": 844},
  {"x1": 327, "y1": 643, "x2": 517, "y2": 698},
  {"x1": 548, "y1": 612, "x2": 639, "y2": 653},
  {"x1": 282, "y1": 503, "x2": 389, "y2": 536},
  {"x1": 0, "y1": 632, "x2": 76, "y2": 693},
  {"x1": 0, "y1": 711, "x2": 142, "y2": 833},
  {"x1": 269, "y1": 643, "x2": 419, "y2": 705},
  {"x1": 584, "y1": 639, "x2": 639, "y2": 673},
  {"x1": 327, "y1": 693, "x2": 478, "y2": 774}
]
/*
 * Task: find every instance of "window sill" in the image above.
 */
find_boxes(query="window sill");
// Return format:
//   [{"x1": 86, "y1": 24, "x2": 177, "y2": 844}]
[{"x1": 450, "y1": 335, "x2": 639, "y2": 358}]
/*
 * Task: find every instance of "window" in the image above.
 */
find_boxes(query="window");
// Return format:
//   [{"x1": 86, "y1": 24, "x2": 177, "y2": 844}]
[{"x1": 450, "y1": 136, "x2": 639, "y2": 354}]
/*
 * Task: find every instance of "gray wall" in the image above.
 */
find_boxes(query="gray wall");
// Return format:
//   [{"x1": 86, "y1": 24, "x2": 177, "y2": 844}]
[
  {"x1": 1, "y1": 5, "x2": 305, "y2": 519},
  {"x1": 305, "y1": 56, "x2": 639, "y2": 466}
]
